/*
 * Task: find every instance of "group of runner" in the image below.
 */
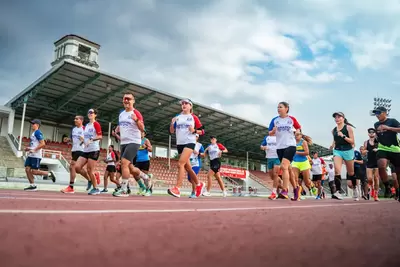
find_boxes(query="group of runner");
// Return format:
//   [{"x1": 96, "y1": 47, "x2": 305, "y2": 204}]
[
  {"x1": 22, "y1": 94, "x2": 400, "y2": 202},
  {"x1": 262, "y1": 103, "x2": 400, "y2": 202}
]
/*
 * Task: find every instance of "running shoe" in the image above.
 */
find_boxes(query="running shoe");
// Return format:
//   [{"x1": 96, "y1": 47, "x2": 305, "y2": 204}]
[
  {"x1": 332, "y1": 192, "x2": 343, "y2": 200},
  {"x1": 310, "y1": 186, "x2": 317, "y2": 196},
  {"x1": 100, "y1": 189, "x2": 108, "y2": 193},
  {"x1": 137, "y1": 187, "x2": 145, "y2": 195},
  {"x1": 222, "y1": 191, "x2": 227, "y2": 197},
  {"x1": 278, "y1": 189, "x2": 289, "y2": 199},
  {"x1": 268, "y1": 192, "x2": 277, "y2": 200},
  {"x1": 86, "y1": 181, "x2": 92, "y2": 191},
  {"x1": 168, "y1": 186, "x2": 180, "y2": 198},
  {"x1": 315, "y1": 195, "x2": 321, "y2": 200},
  {"x1": 113, "y1": 188, "x2": 129, "y2": 197},
  {"x1": 49, "y1": 171, "x2": 56, "y2": 183},
  {"x1": 61, "y1": 186, "x2": 74, "y2": 194},
  {"x1": 195, "y1": 182, "x2": 205, "y2": 197},
  {"x1": 202, "y1": 191, "x2": 211, "y2": 197},
  {"x1": 24, "y1": 185, "x2": 37, "y2": 191},
  {"x1": 291, "y1": 186, "x2": 300, "y2": 201},
  {"x1": 189, "y1": 192, "x2": 196, "y2": 198},
  {"x1": 88, "y1": 188, "x2": 100, "y2": 195}
]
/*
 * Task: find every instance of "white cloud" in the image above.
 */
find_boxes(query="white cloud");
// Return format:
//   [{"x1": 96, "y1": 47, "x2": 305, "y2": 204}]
[
  {"x1": 310, "y1": 40, "x2": 334, "y2": 55},
  {"x1": 210, "y1": 103, "x2": 224, "y2": 111}
]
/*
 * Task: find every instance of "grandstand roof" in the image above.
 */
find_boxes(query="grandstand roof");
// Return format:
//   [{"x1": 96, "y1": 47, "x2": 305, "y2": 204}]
[{"x1": 6, "y1": 60, "x2": 332, "y2": 160}]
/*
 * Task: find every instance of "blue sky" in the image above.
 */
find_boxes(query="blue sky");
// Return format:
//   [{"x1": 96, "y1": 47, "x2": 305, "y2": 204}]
[{"x1": 0, "y1": 0, "x2": 399, "y2": 149}]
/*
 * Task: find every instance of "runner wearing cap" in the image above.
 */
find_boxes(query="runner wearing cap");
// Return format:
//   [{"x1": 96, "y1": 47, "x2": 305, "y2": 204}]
[
  {"x1": 133, "y1": 130, "x2": 153, "y2": 196},
  {"x1": 363, "y1": 128, "x2": 380, "y2": 201},
  {"x1": 372, "y1": 106, "x2": 400, "y2": 200},
  {"x1": 330, "y1": 111, "x2": 355, "y2": 199},
  {"x1": 168, "y1": 98, "x2": 205, "y2": 198},
  {"x1": 23, "y1": 119, "x2": 56, "y2": 191},
  {"x1": 203, "y1": 136, "x2": 228, "y2": 197},
  {"x1": 74, "y1": 109, "x2": 103, "y2": 195},
  {"x1": 61, "y1": 115, "x2": 92, "y2": 194},
  {"x1": 112, "y1": 92, "x2": 152, "y2": 197},
  {"x1": 268, "y1": 101, "x2": 302, "y2": 200},
  {"x1": 188, "y1": 134, "x2": 205, "y2": 198}
]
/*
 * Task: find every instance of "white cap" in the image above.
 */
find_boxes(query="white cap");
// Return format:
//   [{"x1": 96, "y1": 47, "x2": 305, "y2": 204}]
[{"x1": 179, "y1": 99, "x2": 193, "y2": 106}]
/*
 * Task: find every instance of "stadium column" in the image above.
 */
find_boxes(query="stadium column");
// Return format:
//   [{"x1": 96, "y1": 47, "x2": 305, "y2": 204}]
[
  {"x1": 17, "y1": 102, "x2": 27, "y2": 151},
  {"x1": 168, "y1": 134, "x2": 171, "y2": 170},
  {"x1": 7, "y1": 108, "x2": 15, "y2": 135},
  {"x1": 245, "y1": 151, "x2": 249, "y2": 194},
  {"x1": 107, "y1": 122, "x2": 111, "y2": 146}
]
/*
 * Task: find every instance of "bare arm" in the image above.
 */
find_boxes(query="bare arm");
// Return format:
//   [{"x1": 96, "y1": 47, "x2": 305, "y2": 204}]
[{"x1": 145, "y1": 139, "x2": 152, "y2": 153}]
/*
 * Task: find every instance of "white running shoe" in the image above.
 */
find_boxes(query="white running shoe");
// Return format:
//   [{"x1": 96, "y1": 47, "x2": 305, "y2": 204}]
[
  {"x1": 222, "y1": 191, "x2": 227, "y2": 197},
  {"x1": 202, "y1": 191, "x2": 211, "y2": 197}
]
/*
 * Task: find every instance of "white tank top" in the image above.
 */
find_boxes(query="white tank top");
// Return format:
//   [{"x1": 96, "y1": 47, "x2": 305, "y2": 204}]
[
  {"x1": 83, "y1": 121, "x2": 102, "y2": 153},
  {"x1": 71, "y1": 126, "x2": 85, "y2": 152},
  {"x1": 119, "y1": 109, "x2": 143, "y2": 145}
]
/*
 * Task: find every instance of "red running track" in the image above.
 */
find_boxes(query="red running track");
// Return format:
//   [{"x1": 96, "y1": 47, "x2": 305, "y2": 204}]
[{"x1": 0, "y1": 189, "x2": 399, "y2": 267}]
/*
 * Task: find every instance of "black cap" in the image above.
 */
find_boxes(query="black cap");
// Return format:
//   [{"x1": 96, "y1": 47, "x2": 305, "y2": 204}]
[
  {"x1": 372, "y1": 106, "x2": 387, "y2": 114},
  {"x1": 210, "y1": 135, "x2": 216, "y2": 139},
  {"x1": 367, "y1": 128, "x2": 376, "y2": 133},
  {"x1": 30, "y1": 119, "x2": 41, "y2": 125},
  {"x1": 332, "y1": 112, "x2": 345, "y2": 118}
]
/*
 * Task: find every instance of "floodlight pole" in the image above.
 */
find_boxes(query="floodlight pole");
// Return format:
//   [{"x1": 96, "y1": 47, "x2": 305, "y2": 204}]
[
  {"x1": 168, "y1": 135, "x2": 171, "y2": 170},
  {"x1": 18, "y1": 102, "x2": 27, "y2": 151},
  {"x1": 107, "y1": 122, "x2": 111, "y2": 146}
]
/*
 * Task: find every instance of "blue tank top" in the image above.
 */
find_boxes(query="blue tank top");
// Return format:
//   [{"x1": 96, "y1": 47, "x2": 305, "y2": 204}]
[
  {"x1": 293, "y1": 139, "x2": 308, "y2": 162},
  {"x1": 136, "y1": 138, "x2": 150, "y2": 162}
]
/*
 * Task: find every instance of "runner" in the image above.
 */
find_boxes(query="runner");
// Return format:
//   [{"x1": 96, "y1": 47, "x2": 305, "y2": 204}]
[
  {"x1": 326, "y1": 163, "x2": 340, "y2": 198},
  {"x1": 330, "y1": 112, "x2": 355, "y2": 199},
  {"x1": 167, "y1": 98, "x2": 205, "y2": 198},
  {"x1": 389, "y1": 163, "x2": 399, "y2": 200},
  {"x1": 311, "y1": 151, "x2": 326, "y2": 200},
  {"x1": 61, "y1": 115, "x2": 92, "y2": 193},
  {"x1": 364, "y1": 128, "x2": 380, "y2": 200},
  {"x1": 260, "y1": 131, "x2": 281, "y2": 200},
  {"x1": 133, "y1": 130, "x2": 153, "y2": 196},
  {"x1": 23, "y1": 119, "x2": 56, "y2": 191},
  {"x1": 353, "y1": 149, "x2": 364, "y2": 201},
  {"x1": 202, "y1": 136, "x2": 228, "y2": 197},
  {"x1": 188, "y1": 134, "x2": 205, "y2": 198},
  {"x1": 372, "y1": 106, "x2": 400, "y2": 201},
  {"x1": 268, "y1": 101, "x2": 302, "y2": 200},
  {"x1": 112, "y1": 92, "x2": 152, "y2": 197},
  {"x1": 359, "y1": 145, "x2": 369, "y2": 200},
  {"x1": 291, "y1": 132, "x2": 316, "y2": 200},
  {"x1": 74, "y1": 109, "x2": 103, "y2": 195},
  {"x1": 101, "y1": 145, "x2": 119, "y2": 193}
]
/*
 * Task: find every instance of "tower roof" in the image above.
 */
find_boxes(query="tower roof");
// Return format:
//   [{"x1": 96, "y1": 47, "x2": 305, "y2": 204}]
[{"x1": 54, "y1": 34, "x2": 100, "y2": 49}]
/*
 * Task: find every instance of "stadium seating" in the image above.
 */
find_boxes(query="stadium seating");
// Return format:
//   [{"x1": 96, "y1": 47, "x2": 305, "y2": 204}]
[{"x1": 21, "y1": 137, "x2": 223, "y2": 190}]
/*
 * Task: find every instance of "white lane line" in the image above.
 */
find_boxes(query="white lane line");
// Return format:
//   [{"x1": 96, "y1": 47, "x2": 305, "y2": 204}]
[{"x1": 0, "y1": 202, "x2": 387, "y2": 214}]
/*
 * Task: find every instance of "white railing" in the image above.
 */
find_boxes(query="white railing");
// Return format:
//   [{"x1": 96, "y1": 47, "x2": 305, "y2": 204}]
[{"x1": 8, "y1": 133, "x2": 19, "y2": 150}]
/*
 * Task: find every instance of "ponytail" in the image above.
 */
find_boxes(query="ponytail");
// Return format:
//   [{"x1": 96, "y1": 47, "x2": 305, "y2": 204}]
[
  {"x1": 344, "y1": 118, "x2": 356, "y2": 128},
  {"x1": 303, "y1": 134, "x2": 313, "y2": 145}
]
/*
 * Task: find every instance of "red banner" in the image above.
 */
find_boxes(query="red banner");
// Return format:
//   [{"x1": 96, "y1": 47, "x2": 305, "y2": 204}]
[{"x1": 220, "y1": 165, "x2": 247, "y2": 179}]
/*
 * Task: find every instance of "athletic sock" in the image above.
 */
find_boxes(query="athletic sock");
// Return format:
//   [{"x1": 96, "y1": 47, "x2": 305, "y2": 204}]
[
  {"x1": 137, "y1": 179, "x2": 146, "y2": 189},
  {"x1": 69, "y1": 182, "x2": 74, "y2": 189},
  {"x1": 121, "y1": 179, "x2": 128, "y2": 191}
]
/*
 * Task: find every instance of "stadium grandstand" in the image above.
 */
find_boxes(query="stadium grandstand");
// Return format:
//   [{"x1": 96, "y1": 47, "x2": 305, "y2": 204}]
[{"x1": 0, "y1": 34, "x2": 332, "y2": 194}]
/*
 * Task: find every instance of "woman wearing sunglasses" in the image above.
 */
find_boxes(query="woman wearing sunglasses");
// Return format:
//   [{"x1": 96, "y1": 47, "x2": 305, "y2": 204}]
[
  {"x1": 75, "y1": 108, "x2": 103, "y2": 195},
  {"x1": 168, "y1": 99, "x2": 205, "y2": 198}
]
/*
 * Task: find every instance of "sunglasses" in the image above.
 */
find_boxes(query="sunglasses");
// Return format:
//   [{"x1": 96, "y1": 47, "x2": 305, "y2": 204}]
[
  {"x1": 368, "y1": 131, "x2": 375, "y2": 134},
  {"x1": 88, "y1": 111, "x2": 95, "y2": 114},
  {"x1": 123, "y1": 97, "x2": 133, "y2": 102}
]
